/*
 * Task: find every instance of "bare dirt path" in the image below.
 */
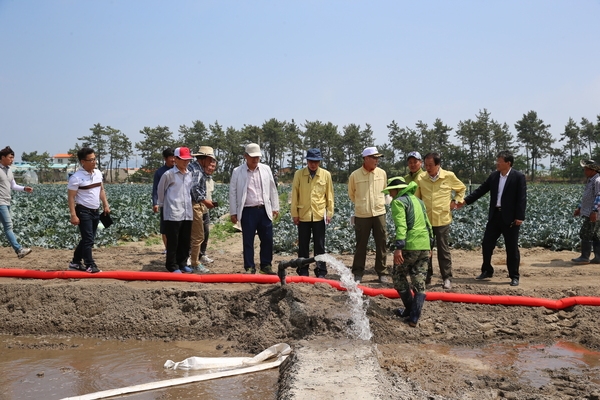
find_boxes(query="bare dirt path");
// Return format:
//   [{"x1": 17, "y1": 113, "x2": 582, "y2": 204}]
[{"x1": 1, "y1": 235, "x2": 600, "y2": 399}]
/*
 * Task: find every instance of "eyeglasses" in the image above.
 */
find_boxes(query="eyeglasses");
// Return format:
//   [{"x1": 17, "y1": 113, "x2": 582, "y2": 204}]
[{"x1": 83, "y1": 158, "x2": 96, "y2": 162}]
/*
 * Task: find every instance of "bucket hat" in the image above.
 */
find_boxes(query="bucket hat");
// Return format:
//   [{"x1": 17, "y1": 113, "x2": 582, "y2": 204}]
[
  {"x1": 382, "y1": 176, "x2": 408, "y2": 194},
  {"x1": 305, "y1": 148, "x2": 323, "y2": 161},
  {"x1": 192, "y1": 146, "x2": 216, "y2": 160},
  {"x1": 580, "y1": 159, "x2": 600, "y2": 172}
]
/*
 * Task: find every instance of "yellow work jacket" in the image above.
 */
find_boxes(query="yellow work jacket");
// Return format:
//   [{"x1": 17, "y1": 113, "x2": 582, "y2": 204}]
[
  {"x1": 348, "y1": 166, "x2": 387, "y2": 218},
  {"x1": 414, "y1": 167, "x2": 466, "y2": 227},
  {"x1": 291, "y1": 167, "x2": 334, "y2": 222}
]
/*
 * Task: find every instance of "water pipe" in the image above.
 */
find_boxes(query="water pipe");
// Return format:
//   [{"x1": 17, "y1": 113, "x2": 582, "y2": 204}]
[
  {"x1": 277, "y1": 257, "x2": 316, "y2": 285},
  {"x1": 1, "y1": 268, "x2": 600, "y2": 310}
]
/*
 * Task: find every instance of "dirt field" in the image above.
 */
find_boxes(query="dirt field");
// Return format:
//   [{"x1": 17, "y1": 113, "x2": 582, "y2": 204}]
[{"x1": 1, "y1": 233, "x2": 600, "y2": 399}]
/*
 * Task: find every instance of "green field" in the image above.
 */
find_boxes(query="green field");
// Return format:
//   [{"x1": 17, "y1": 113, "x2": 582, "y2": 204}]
[{"x1": 2, "y1": 183, "x2": 584, "y2": 253}]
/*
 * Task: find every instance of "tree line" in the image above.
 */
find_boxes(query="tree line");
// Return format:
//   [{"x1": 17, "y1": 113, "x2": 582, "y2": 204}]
[{"x1": 22, "y1": 109, "x2": 600, "y2": 183}]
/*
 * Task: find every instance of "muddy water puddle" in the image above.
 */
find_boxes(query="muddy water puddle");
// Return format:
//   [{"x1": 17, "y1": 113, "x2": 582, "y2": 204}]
[
  {"x1": 0, "y1": 335, "x2": 277, "y2": 400},
  {"x1": 420, "y1": 340, "x2": 600, "y2": 388}
]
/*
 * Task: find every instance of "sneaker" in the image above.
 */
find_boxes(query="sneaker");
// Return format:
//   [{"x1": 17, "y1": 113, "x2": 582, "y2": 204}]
[
  {"x1": 17, "y1": 248, "x2": 32, "y2": 259},
  {"x1": 181, "y1": 266, "x2": 193, "y2": 273},
  {"x1": 244, "y1": 268, "x2": 256, "y2": 274},
  {"x1": 442, "y1": 278, "x2": 452, "y2": 290},
  {"x1": 259, "y1": 265, "x2": 277, "y2": 275},
  {"x1": 353, "y1": 274, "x2": 363, "y2": 283},
  {"x1": 194, "y1": 264, "x2": 210, "y2": 274},
  {"x1": 378, "y1": 275, "x2": 391, "y2": 284},
  {"x1": 85, "y1": 264, "x2": 101, "y2": 273},
  {"x1": 200, "y1": 255, "x2": 214, "y2": 264},
  {"x1": 172, "y1": 269, "x2": 182, "y2": 274},
  {"x1": 161, "y1": 249, "x2": 167, "y2": 255},
  {"x1": 68, "y1": 262, "x2": 86, "y2": 272}
]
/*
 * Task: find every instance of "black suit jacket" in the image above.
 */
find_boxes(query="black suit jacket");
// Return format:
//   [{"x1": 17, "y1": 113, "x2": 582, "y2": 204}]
[{"x1": 464, "y1": 169, "x2": 527, "y2": 225}]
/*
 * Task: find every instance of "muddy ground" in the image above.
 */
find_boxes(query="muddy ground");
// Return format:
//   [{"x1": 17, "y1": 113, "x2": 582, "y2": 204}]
[{"x1": 1, "y1": 232, "x2": 600, "y2": 399}]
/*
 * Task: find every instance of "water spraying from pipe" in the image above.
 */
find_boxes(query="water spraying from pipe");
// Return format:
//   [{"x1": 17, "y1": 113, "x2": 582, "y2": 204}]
[{"x1": 315, "y1": 254, "x2": 372, "y2": 340}]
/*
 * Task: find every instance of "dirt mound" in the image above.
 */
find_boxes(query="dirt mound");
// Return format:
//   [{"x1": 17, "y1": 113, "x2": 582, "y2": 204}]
[{"x1": 2, "y1": 237, "x2": 600, "y2": 398}]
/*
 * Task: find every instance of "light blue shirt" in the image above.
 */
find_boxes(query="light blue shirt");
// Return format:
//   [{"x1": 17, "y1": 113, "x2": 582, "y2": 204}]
[{"x1": 157, "y1": 167, "x2": 194, "y2": 221}]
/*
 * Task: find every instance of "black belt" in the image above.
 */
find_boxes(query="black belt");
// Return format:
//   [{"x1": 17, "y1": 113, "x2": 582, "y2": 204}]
[
  {"x1": 245, "y1": 204, "x2": 265, "y2": 209},
  {"x1": 495, "y1": 207, "x2": 502, "y2": 211},
  {"x1": 76, "y1": 204, "x2": 98, "y2": 212}
]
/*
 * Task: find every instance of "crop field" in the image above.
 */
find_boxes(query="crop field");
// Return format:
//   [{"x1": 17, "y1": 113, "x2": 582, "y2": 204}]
[{"x1": 1, "y1": 183, "x2": 584, "y2": 253}]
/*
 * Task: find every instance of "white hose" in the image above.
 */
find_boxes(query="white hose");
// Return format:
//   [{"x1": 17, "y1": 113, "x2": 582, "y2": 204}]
[{"x1": 61, "y1": 343, "x2": 290, "y2": 400}]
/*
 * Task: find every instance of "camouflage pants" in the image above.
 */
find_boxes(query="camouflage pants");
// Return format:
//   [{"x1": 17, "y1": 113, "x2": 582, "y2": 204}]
[
  {"x1": 391, "y1": 250, "x2": 429, "y2": 294},
  {"x1": 579, "y1": 217, "x2": 600, "y2": 242}
]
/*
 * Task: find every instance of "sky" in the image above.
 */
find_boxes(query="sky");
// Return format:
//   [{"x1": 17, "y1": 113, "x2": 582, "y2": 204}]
[{"x1": 1, "y1": 0, "x2": 599, "y2": 164}]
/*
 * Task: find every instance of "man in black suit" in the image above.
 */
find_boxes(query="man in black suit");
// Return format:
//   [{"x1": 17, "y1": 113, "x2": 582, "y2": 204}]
[{"x1": 457, "y1": 151, "x2": 527, "y2": 286}]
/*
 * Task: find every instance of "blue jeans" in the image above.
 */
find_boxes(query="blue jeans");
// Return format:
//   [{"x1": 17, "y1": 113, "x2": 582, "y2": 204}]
[
  {"x1": 0, "y1": 205, "x2": 22, "y2": 253},
  {"x1": 72, "y1": 205, "x2": 100, "y2": 267}
]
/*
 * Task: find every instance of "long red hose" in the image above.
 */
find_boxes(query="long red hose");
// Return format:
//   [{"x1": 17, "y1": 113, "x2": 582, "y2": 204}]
[{"x1": 1, "y1": 269, "x2": 599, "y2": 310}]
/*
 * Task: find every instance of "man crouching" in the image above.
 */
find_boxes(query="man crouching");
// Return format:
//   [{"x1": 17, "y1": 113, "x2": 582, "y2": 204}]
[{"x1": 383, "y1": 177, "x2": 433, "y2": 327}]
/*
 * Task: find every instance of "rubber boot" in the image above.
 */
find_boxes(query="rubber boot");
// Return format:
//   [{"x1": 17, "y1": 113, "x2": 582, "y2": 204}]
[
  {"x1": 572, "y1": 241, "x2": 592, "y2": 264},
  {"x1": 408, "y1": 292, "x2": 426, "y2": 327},
  {"x1": 591, "y1": 241, "x2": 600, "y2": 264},
  {"x1": 395, "y1": 290, "x2": 413, "y2": 319}
]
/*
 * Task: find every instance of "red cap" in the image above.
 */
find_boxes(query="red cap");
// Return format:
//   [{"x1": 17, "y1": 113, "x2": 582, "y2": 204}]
[{"x1": 174, "y1": 147, "x2": 193, "y2": 160}]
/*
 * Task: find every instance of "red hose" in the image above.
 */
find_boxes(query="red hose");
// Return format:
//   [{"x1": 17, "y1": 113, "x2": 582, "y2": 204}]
[{"x1": 1, "y1": 269, "x2": 599, "y2": 310}]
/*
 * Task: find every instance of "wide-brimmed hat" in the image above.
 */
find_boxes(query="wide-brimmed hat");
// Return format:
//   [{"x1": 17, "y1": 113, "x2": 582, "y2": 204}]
[
  {"x1": 382, "y1": 176, "x2": 408, "y2": 194},
  {"x1": 580, "y1": 159, "x2": 600, "y2": 172},
  {"x1": 245, "y1": 143, "x2": 262, "y2": 157},
  {"x1": 174, "y1": 147, "x2": 193, "y2": 160},
  {"x1": 362, "y1": 147, "x2": 383, "y2": 158},
  {"x1": 305, "y1": 148, "x2": 323, "y2": 161},
  {"x1": 192, "y1": 146, "x2": 216, "y2": 160},
  {"x1": 407, "y1": 151, "x2": 422, "y2": 161}
]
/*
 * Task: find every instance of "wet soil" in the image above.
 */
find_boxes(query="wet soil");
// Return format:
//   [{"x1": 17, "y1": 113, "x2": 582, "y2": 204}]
[{"x1": 1, "y1": 234, "x2": 600, "y2": 399}]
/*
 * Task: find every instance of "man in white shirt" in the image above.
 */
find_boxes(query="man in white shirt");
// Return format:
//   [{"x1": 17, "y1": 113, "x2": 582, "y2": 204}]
[
  {"x1": 67, "y1": 147, "x2": 110, "y2": 273},
  {"x1": 229, "y1": 143, "x2": 279, "y2": 274}
]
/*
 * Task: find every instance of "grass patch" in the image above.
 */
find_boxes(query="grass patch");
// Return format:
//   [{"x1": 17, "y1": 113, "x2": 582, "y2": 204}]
[
  {"x1": 144, "y1": 235, "x2": 163, "y2": 246},
  {"x1": 210, "y1": 221, "x2": 238, "y2": 242}
]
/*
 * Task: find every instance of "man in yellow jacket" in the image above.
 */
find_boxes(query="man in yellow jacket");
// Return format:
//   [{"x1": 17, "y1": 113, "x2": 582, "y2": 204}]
[
  {"x1": 348, "y1": 147, "x2": 389, "y2": 283},
  {"x1": 291, "y1": 149, "x2": 334, "y2": 278},
  {"x1": 415, "y1": 152, "x2": 466, "y2": 290}
]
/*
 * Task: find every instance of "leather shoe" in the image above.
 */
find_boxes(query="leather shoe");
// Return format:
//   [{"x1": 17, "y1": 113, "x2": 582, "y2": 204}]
[
  {"x1": 510, "y1": 278, "x2": 519, "y2": 286},
  {"x1": 475, "y1": 271, "x2": 493, "y2": 280}
]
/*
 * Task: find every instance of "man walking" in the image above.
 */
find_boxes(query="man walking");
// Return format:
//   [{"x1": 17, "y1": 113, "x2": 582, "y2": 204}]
[
  {"x1": 571, "y1": 159, "x2": 600, "y2": 265},
  {"x1": 229, "y1": 143, "x2": 279, "y2": 274},
  {"x1": 348, "y1": 146, "x2": 389, "y2": 283},
  {"x1": 0, "y1": 146, "x2": 33, "y2": 259},
  {"x1": 457, "y1": 151, "x2": 527, "y2": 286},
  {"x1": 67, "y1": 147, "x2": 110, "y2": 273},
  {"x1": 291, "y1": 148, "x2": 334, "y2": 278},
  {"x1": 415, "y1": 152, "x2": 466, "y2": 290}
]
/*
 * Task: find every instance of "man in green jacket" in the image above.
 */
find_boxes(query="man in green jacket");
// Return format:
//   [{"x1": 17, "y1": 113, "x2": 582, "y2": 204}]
[
  {"x1": 383, "y1": 177, "x2": 433, "y2": 327},
  {"x1": 404, "y1": 151, "x2": 425, "y2": 184}
]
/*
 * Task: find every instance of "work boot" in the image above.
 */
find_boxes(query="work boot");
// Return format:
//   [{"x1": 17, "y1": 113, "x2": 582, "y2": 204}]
[
  {"x1": 591, "y1": 241, "x2": 600, "y2": 264},
  {"x1": 408, "y1": 292, "x2": 426, "y2": 327},
  {"x1": 572, "y1": 241, "x2": 592, "y2": 264},
  {"x1": 395, "y1": 290, "x2": 413, "y2": 319}
]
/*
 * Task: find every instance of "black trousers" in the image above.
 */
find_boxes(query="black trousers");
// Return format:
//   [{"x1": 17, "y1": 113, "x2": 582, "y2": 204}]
[
  {"x1": 481, "y1": 209, "x2": 521, "y2": 279},
  {"x1": 164, "y1": 220, "x2": 192, "y2": 272},
  {"x1": 297, "y1": 220, "x2": 327, "y2": 276}
]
